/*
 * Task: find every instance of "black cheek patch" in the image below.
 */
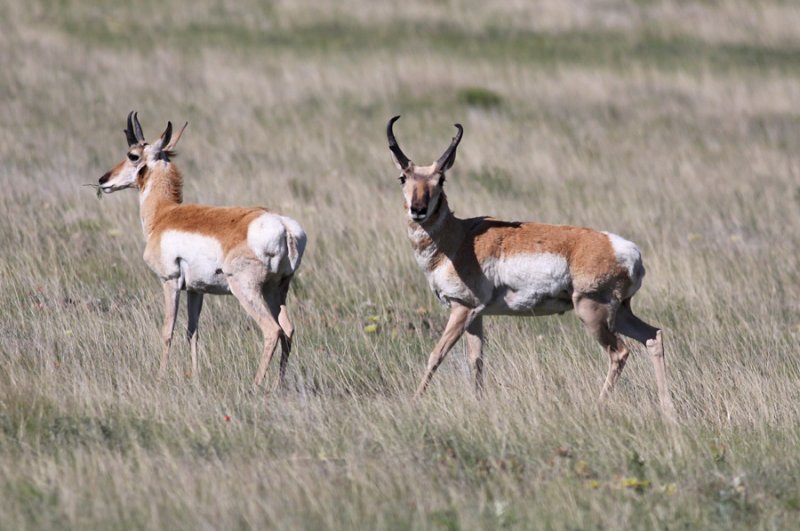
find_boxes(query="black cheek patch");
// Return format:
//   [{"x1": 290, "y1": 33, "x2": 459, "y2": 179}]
[{"x1": 136, "y1": 165, "x2": 147, "y2": 188}]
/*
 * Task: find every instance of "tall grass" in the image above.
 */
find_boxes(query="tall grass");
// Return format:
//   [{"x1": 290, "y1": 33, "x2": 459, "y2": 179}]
[{"x1": 2, "y1": 0, "x2": 800, "y2": 528}]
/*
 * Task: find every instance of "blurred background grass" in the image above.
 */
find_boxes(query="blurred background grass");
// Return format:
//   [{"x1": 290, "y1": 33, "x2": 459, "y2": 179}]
[{"x1": 2, "y1": 0, "x2": 800, "y2": 529}]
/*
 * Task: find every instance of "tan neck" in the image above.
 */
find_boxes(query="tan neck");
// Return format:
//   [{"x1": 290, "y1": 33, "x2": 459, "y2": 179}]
[{"x1": 139, "y1": 163, "x2": 183, "y2": 238}]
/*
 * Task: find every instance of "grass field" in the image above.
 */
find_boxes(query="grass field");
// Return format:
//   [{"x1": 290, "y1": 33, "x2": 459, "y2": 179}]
[{"x1": 2, "y1": 0, "x2": 800, "y2": 528}]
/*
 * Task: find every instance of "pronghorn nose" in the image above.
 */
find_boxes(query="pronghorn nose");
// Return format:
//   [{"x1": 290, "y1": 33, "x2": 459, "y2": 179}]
[
  {"x1": 99, "y1": 171, "x2": 111, "y2": 185},
  {"x1": 410, "y1": 205, "x2": 427, "y2": 217}
]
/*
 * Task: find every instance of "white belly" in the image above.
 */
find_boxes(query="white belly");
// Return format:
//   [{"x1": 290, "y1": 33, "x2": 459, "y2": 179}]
[{"x1": 160, "y1": 231, "x2": 230, "y2": 294}]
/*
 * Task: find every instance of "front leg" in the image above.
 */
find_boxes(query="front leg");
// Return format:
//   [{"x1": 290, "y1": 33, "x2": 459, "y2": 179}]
[
  {"x1": 157, "y1": 277, "x2": 181, "y2": 381},
  {"x1": 414, "y1": 302, "x2": 483, "y2": 398}
]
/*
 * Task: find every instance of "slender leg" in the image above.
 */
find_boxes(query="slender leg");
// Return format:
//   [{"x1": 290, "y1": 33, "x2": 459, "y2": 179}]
[
  {"x1": 228, "y1": 275, "x2": 282, "y2": 389},
  {"x1": 186, "y1": 291, "x2": 204, "y2": 379},
  {"x1": 277, "y1": 304, "x2": 293, "y2": 388},
  {"x1": 465, "y1": 316, "x2": 484, "y2": 397},
  {"x1": 599, "y1": 340, "x2": 630, "y2": 401},
  {"x1": 573, "y1": 296, "x2": 629, "y2": 401},
  {"x1": 275, "y1": 278, "x2": 294, "y2": 389},
  {"x1": 616, "y1": 302, "x2": 676, "y2": 420},
  {"x1": 646, "y1": 331, "x2": 676, "y2": 421},
  {"x1": 414, "y1": 303, "x2": 478, "y2": 398},
  {"x1": 157, "y1": 278, "x2": 182, "y2": 381}
]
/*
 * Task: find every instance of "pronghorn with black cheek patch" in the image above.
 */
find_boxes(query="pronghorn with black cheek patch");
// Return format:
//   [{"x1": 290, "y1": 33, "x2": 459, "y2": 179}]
[
  {"x1": 387, "y1": 116, "x2": 675, "y2": 417},
  {"x1": 99, "y1": 112, "x2": 307, "y2": 387}
]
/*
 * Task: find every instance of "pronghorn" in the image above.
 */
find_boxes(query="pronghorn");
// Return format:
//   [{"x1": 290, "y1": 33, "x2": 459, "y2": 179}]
[
  {"x1": 386, "y1": 116, "x2": 675, "y2": 417},
  {"x1": 99, "y1": 112, "x2": 306, "y2": 387}
]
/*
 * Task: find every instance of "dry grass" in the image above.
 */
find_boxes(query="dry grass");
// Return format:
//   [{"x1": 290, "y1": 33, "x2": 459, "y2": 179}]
[{"x1": 2, "y1": 0, "x2": 800, "y2": 529}]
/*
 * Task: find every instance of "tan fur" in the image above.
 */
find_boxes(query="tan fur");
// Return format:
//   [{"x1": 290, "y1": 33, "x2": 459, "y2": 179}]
[
  {"x1": 150, "y1": 204, "x2": 267, "y2": 253},
  {"x1": 390, "y1": 121, "x2": 674, "y2": 418},
  {"x1": 138, "y1": 161, "x2": 182, "y2": 204},
  {"x1": 100, "y1": 115, "x2": 305, "y2": 388},
  {"x1": 138, "y1": 164, "x2": 269, "y2": 257}
]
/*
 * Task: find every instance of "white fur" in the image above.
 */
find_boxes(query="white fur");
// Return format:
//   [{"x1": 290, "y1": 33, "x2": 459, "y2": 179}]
[
  {"x1": 485, "y1": 253, "x2": 572, "y2": 314},
  {"x1": 426, "y1": 262, "x2": 480, "y2": 306},
  {"x1": 422, "y1": 252, "x2": 573, "y2": 315},
  {"x1": 139, "y1": 181, "x2": 153, "y2": 234},
  {"x1": 604, "y1": 231, "x2": 644, "y2": 297},
  {"x1": 101, "y1": 163, "x2": 142, "y2": 193},
  {"x1": 278, "y1": 215, "x2": 307, "y2": 272},
  {"x1": 159, "y1": 231, "x2": 229, "y2": 293},
  {"x1": 408, "y1": 213, "x2": 449, "y2": 271},
  {"x1": 247, "y1": 213, "x2": 291, "y2": 274}
]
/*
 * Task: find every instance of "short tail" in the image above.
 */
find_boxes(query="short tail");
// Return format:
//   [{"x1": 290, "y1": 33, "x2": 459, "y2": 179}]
[{"x1": 280, "y1": 216, "x2": 307, "y2": 272}]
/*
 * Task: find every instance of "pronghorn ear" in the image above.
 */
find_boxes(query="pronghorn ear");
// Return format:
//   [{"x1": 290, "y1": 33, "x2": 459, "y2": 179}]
[
  {"x1": 165, "y1": 121, "x2": 188, "y2": 151},
  {"x1": 151, "y1": 122, "x2": 173, "y2": 161}
]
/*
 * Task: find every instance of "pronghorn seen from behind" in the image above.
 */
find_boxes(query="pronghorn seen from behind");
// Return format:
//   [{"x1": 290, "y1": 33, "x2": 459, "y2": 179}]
[
  {"x1": 386, "y1": 116, "x2": 675, "y2": 417},
  {"x1": 98, "y1": 112, "x2": 306, "y2": 387}
]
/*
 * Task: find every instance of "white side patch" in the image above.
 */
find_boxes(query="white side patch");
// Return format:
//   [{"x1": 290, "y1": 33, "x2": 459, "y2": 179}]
[
  {"x1": 604, "y1": 231, "x2": 644, "y2": 295},
  {"x1": 490, "y1": 253, "x2": 572, "y2": 311},
  {"x1": 247, "y1": 213, "x2": 288, "y2": 273},
  {"x1": 160, "y1": 231, "x2": 228, "y2": 292}
]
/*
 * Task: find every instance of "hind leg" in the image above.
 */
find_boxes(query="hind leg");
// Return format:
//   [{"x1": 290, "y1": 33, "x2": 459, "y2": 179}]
[
  {"x1": 258, "y1": 278, "x2": 293, "y2": 390},
  {"x1": 573, "y1": 295, "x2": 630, "y2": 401},
  {"x1": 276, "y1": 277, "x2": 294, "y2": 388},
  {"x1": 617, "y1": 302, "x2": 676, "y2": 419},
  {"x1": 186, "y1": 291, "x2": 203, "y2": 379},
  {"x1": 227, "y1": 267, "x2": 282, "y2": 389}
]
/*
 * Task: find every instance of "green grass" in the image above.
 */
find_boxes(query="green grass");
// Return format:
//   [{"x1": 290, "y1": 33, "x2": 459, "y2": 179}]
[
  {"x1": 3, "y1": 0, "x2": 800, "y2": 529},
  {"x1": 52, "y1": 16, "x2": 800, "y2": 74}
]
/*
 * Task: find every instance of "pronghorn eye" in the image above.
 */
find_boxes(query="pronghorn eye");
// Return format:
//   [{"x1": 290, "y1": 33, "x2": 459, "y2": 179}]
[
  {"x1": 128, "y1": 153, "x2": 140, "y2": 162},
  {"x1": 398, "y1": 175, "x2": 406, "y2": 185}
]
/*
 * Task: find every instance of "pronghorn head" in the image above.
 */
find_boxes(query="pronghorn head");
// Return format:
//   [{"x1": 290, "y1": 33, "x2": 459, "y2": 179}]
[
  {"x1": 386, "y1": 116, "x2": 463, "y2": 224},
  {"x1": 99, "y1": 111, "x2": 187, "y2": 194}
]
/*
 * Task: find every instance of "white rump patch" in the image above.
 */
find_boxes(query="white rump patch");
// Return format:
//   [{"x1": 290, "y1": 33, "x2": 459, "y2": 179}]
[
  {"x1": 248, "y1": 213, "x2": 289, "y2": 273},
  {"x1": 604, "y1": 231, "x2": 644, "y2": 295}
]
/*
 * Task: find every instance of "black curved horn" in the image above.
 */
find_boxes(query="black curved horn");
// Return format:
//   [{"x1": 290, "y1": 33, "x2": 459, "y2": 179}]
[
  {"x1": 386, "y1": 115, "x2": 411, "y2": 170},
  {"x1": 125, "y1": 111, "x2": 138, "y2": 146},
  {"x1": 132, "y1": 112, "x2": 145, "y2": 143},
  {"x1": 435, "y1": 123, "x2": 463, "y2": 172}
]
